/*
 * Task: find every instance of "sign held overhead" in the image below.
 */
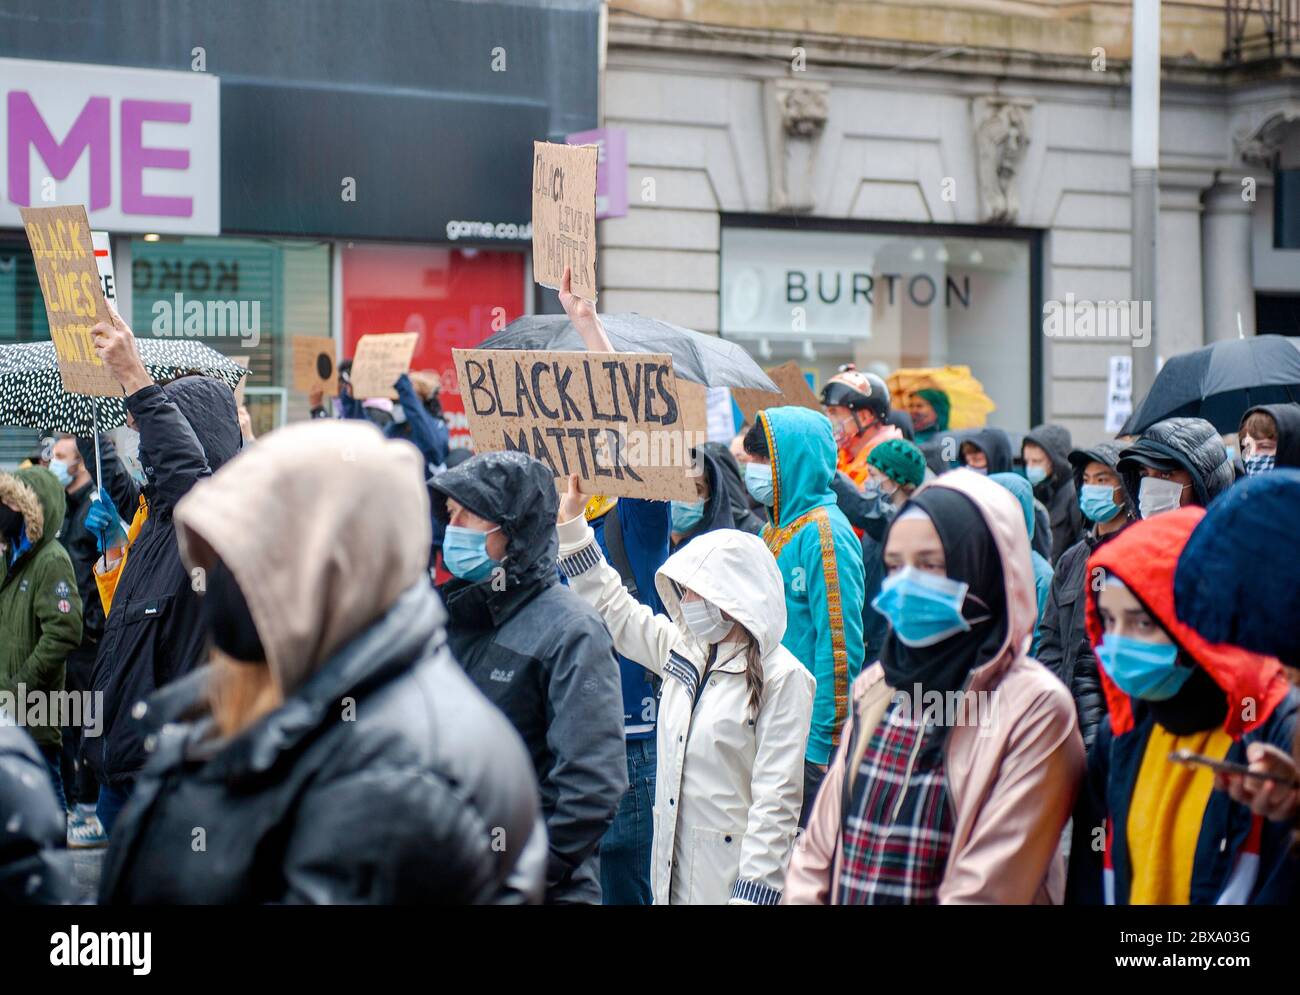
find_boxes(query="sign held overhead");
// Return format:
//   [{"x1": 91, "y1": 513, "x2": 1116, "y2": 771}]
[
  {"x1": 21, "y1": 204, "x2": 121, "y2": 397},
  {"x1": 731, "y1": 361, "x2": 822, "y2": 423},
  {"x1": 350, "y1": 332, "x2": 418, "y2": 400},
  {"x1": 453, "y1": 347, "x2": 700, "y2": 501},
  {"x1": 532, "y1": 141, "x2": 598, "y2": 302},
  {"x1": 292, "y1": 336, "x2": 339, "y2": 395}
]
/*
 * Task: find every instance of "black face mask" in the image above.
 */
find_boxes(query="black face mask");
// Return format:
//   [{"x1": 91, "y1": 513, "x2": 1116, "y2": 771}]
[
  {"x1": 1149, "y1": 660, "x2": 1229, "y2": 736},
  {"x1": 201, "y1": 559, "x2": 266, "y2": 664},
  {"x1": 0, "y1": 505, "x2": 25, "y2": 542}
]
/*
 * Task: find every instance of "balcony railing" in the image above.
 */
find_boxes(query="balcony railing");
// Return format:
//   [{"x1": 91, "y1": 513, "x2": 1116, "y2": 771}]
[{"x1": 1225, "y1": 0, "x2": 1300, "y2": 62}]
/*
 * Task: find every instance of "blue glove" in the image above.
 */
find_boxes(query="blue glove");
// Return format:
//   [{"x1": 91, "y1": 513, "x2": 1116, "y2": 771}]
[{"x1": 84, "y1": 488, "x2": 125, "y2": 553}]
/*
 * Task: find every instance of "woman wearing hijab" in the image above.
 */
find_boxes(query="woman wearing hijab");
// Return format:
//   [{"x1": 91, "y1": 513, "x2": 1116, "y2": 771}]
[
  {"x1": 98, "y1": 421, "x2": 548, "y2": 904},
  {"x1": 784, "y1": 468, "x2": 1084, "y2": 904},
  {"x1": 556, "y1": 474, "x2": 815, "y2": 905}
]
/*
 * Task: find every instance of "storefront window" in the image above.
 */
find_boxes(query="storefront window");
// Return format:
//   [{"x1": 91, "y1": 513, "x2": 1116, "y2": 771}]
[
  {"x1": 342, "y1": 244, "x2": 525, "y2": 449},
  {"x1": 720, "y1": 224, "x2": 1035, "y2": 430},
  {"x1": 131, "y1": 236, "x2": 331, "y2": 437}
]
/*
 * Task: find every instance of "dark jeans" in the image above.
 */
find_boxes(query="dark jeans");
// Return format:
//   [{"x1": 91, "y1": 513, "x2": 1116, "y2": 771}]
[
  {"x1": 60, "y1": 642, "x2": 100, "y2": 810},
  {"x1": 38, "y1": 745, "x2": 67, "y2": 826},
  {"x1": 97, "y1": 780, "x2": 135, "y2": 837},
  {"x1": 799, "y1": 759, "x2": 828, "y2": 829},
  {"x1": 599, "y1": 736, "x2": 656, "y2": 905}
]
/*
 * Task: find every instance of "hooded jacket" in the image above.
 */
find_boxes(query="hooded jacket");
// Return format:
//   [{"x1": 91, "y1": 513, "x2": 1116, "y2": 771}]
[
  {"x1": 989, "y1": 472, "x2": 1053, "y2": 655},
  {"x1": 98, "y1": 421, "x2": 546, "y2": 904},
  {"x1": 1118, "y1": 416, "x2": 1235, "y2": 508},
  {"x1": 431, "y1": 452, "x2": 627, "y2": 904},
  {"x1": 700, "y1": 441, "x2": 764, "y2": 534},
  {"x1": 1240, "y1": 403, "x2": 1300, "y2": 468},
  {"x1": 559, "y1": 521, "x2": 815, "y2": 904},
  {"x1": 1024, "y1": 424, "x2": 1084, "y2": 564},
  {"x1": 1071, "y1": 508, "x2": 1297, "y2": 905},
  {"x1": 756, "y1": 407, "x2": 866, "y2": 767},
  {"x1": 1036, "y1": 442, "x2": 1135, "y2": 751},
  {"x1": 961, "y1": 427, "x2": 1014, "y2": 475},
  {"x1": 0, "y1": 725, "x2": 74, "y2": 903},
  {"x1": 671, "y1": 446, "x2": 735, "y2": 550},
  {"x1": 784, "y1": 469, "x2": 1084, "y2": 904},
  {"x1": 88, "y1": 377, "x2": 242, "y2": 788},
  {"x1": 0, "y1": 467, "x2": 83, "y2": 751}
]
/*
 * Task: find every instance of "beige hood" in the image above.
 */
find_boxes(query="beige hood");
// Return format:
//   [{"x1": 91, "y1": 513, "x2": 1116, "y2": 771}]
[{"x1": 175, "y1": 420, "x2": 430, "y2": 698}]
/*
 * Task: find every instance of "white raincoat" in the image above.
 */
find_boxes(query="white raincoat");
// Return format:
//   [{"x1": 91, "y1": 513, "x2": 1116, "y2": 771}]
[{"x1": 558, "y1": 517, "x2": 815, "y2": 905}]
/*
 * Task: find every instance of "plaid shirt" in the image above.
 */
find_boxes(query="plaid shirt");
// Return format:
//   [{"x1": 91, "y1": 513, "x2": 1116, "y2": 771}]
[{"x1": 836, "y1": 700, "x2": 954, "y2": 904}]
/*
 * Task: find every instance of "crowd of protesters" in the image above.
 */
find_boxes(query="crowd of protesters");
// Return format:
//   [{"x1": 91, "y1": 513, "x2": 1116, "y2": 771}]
[{"x1": 3, "y1": 289, "x2": 1300, "y2": 906}]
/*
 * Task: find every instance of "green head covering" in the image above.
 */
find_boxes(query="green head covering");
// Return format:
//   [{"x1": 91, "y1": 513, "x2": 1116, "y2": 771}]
[
  {"x1": 915, "y1": 388, "x2": 950, "y2": 431},
  {"x1": 867, "y1": 438, "x2": 926, "y2": 489}
]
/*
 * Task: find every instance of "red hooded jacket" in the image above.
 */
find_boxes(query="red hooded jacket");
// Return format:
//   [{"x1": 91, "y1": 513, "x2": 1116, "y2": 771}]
[{"x1": 1084, "y1": 506, "x2": 1290, "y2": 739}]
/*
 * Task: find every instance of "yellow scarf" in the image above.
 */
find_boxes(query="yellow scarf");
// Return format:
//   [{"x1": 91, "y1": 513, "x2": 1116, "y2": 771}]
[{"x1": 1127, "y1": 723, "x2": 1234, "y2": 904}]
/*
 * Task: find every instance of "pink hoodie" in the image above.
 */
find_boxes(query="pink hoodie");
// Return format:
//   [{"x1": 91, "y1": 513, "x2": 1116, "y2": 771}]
[{"x1": 782, "y1": 469, "x2": 1084, "y2": 904}]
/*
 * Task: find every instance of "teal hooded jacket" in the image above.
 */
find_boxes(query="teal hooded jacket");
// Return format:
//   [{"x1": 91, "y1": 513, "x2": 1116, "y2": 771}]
[
  {"x1": 990, "y1": 472, "x2": 1053, "y2": 655},
  {"x1": 756, "y1": 407, "x2": 865, "y2": 766}
]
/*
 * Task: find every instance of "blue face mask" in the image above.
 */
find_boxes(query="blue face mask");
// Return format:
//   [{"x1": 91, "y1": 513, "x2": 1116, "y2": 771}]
[
  {"x1": 744, "y1": 462, "x2": 774, "y2": 507},
  {"x1": 443, "y1": 524, "x2": 501, "y2": 583},
  {"x1": 1079, "y1": 483, "x2": 1121, "y2": 523},
  {"x1": 871, "y1": 566, "x2": 985, "y2": 647},
  {"x1": 1025, "y1": 464, "x2": 1048, "y2": 486},
  {"x1": 1096, "y1": 633, "x2": 1190, "y2": 701},
  {"x1": 49, "y1": 459, "x2": 74, "y2": 488},
  {"x1": 671, "y1": 499, "x2": 705, "y2": 533}
]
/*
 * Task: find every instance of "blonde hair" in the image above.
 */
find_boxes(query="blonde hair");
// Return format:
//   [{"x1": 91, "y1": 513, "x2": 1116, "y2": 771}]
[{"x1": 207, "y1": 650, "x2": 282, "y2": 739}]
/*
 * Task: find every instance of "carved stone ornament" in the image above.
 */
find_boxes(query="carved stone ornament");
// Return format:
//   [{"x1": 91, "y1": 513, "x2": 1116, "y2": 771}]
[
  {"x1": 1233, "y1": 103, "x2": 1300, "y2": 168},
  {"x1": 765, "y1": 79, "x2": 830, "y2": 213},
  {"x1": 779, "y1": 83, "x2": 829, "y2": 138},
  {"x1": 972, "y1": 97, "x2": 1032, "y2": 225}
]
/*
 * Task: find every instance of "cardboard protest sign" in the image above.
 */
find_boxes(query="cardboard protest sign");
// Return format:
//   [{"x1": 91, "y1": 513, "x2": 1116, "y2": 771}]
[
  {"x1": 91, "y1": 231, "x2": 116, "y2": 307},
  {"x1": 532, "y1": 141, "x2": 598, "y2": 301},
  {"x1": 292, "y1": 336, "x2": 339, "y2": 395},
  {"x1": 676, "y1": 379, "x2": 709, "y2": 443},
  {"x1": 231, "y1": 355, "x2": 250, "y2": 406},
  {"x1": 731, "y1": 361, "x2": 822, "y2": 423},
  {"x1": 350, "y1": 332, "x2": 418, "y2": 399},
  {"x1": 452, "y1": 348, "x2": 700, "y2": 501},
  {"x1": 21, "y1": 205, "x2": 120, "y2": 397}
]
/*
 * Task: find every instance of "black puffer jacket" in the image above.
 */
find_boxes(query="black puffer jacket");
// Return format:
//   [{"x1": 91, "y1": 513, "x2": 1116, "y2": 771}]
[
  {"x1": 432, "y1": 452, "x2": 627, "y2": 904},
  {"x1": 0, "y1": 727, "x2": 73, "y2": 904},
  {"x1": 88, "y1": 377, "x2": 242, "y2": 788},
  {"x1": 1241, "y1": 403, "x2": 1300, "y2": 468},
  {"x1": 1118, "y1": 416, "x2": 1235, "y2": 507},
  {"x1": 1037, "y1": 442, "x2": 1135, "y2": 752},
  {"x1": 1024, "y1": 423, "x2": 1084, "y2": 564},
  {"x1": 98, "y1": 584, "x2": 547, "y2": 904}
]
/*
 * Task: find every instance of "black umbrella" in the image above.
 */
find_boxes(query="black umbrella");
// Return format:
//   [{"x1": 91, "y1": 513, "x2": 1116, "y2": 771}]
[
  {"x1": 1119, "y1": 335, "x2": 1300, "y2": 436},
  {"x1": 477, "y1": 313, "x2": 779, "y2": 392},
  {"x1": 0, "y1": 339, "x2": 246, "y2": 436}
]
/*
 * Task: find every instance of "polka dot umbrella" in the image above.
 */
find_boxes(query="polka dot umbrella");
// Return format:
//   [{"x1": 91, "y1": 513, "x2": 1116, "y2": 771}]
[{"x1": 0, "y1": 339, "x2": 246, "y2": 436}]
